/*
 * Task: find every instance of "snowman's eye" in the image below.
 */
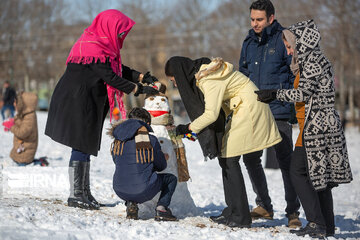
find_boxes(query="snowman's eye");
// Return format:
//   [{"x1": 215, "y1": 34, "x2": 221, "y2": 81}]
[
  {"x1": 149, "y1": 97, "x2": 154, "y2": 101},
  {"x1": 161, "y1": 98, "x2": 166, "y2": 102}
]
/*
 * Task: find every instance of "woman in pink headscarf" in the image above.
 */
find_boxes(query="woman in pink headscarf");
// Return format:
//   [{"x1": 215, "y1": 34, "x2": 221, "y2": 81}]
[{"x1": 45, "y1": 9, "x2": 158, "y2": 210}]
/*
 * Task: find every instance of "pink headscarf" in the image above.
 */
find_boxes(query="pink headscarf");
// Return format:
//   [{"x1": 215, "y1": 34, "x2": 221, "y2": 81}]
[{"x1": 66, "y1": 9, "x2": 135, "y2": 122}]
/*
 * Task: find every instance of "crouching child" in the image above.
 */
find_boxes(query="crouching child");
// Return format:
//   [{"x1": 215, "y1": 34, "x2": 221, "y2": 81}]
[{"x1": 108, "y1": 107, "x2": 177, "y2": 221}]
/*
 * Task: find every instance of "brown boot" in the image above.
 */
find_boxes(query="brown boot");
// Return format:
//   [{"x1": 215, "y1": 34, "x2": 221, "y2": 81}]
[
  {"x1": 287, "y1": 212, "x2": 302, "y2": 228},
  {"x1": 250, "y1": 206, "x2": 274, "y2": 220}
]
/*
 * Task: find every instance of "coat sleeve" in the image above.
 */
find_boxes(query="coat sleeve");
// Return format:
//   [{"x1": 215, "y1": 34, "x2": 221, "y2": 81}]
[
  {"x1": 89, "y1": 62, "x2": 136, "y2": 94},
  {"x1": 276, "y1": 58, "x2": 320, "y2": 103},
  {"x1": 121, "y1": 65, "x2": 141, "y2": 83},
  {"x1": 10, "y1": 116, "x2": 33, "y2": 140},
  {"x1": 190, "y1": 80, "x2": 226, "y2": 133},
  {"x1": 151, "y1": 136, "x2": 167, "y2": 172}
]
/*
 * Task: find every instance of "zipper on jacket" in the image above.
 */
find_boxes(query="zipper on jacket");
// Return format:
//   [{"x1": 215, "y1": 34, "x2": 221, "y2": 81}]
[{"x1": 263, "y1": 43, "x2": 269, "y2": 63}]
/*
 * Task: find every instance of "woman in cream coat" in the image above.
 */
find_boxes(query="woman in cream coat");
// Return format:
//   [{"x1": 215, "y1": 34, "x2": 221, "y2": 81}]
[{"x1": 165, "y1": 57, "x2": 281, "y2": 228}]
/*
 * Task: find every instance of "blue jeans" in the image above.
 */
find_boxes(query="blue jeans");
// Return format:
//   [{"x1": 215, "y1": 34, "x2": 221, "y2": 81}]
[
  {"x1": 1, "y1": 105, "x2": 15, "y2": 120},
  {"x1": 157, "y1": 173, "x2": 177, "y2": 207},
  {"x1": 70, "y1": 149, "x2": 90, "y2": 162}
]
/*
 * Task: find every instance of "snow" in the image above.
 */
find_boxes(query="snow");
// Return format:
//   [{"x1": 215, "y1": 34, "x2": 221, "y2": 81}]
[{"x1": 1, "y1": 111, "x2": 359, "y2": 240}]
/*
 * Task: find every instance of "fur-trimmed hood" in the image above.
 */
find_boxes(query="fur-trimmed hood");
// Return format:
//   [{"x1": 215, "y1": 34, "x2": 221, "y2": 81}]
[{"x1": 195, "y1": 58, "x2": 234, "y2": 82}]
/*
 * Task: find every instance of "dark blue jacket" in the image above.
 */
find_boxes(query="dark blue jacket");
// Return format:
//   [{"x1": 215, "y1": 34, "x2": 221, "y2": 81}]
[
  {"x1": 112, "y1": 119, "x2": 167, "y2": 203},
  {"x1": 239, "y1": 20, "x2": 295, "y2": 120}
]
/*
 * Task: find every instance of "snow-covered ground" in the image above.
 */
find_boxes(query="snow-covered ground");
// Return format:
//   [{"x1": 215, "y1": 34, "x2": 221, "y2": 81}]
[{"x1": 0, "y1": 111, "x2": 359, "y2": 240}]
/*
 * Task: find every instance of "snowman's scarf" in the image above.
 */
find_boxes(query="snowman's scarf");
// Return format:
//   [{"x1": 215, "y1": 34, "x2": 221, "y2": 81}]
[
  {"x1": 151, "y1": 113, "x2": 190, "y2": 182},
  {"x1": 150, "y1": 113, "x2": 174, "y2": 126}
]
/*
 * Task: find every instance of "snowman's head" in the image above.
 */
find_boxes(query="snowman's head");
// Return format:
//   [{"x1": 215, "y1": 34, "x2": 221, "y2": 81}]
[{"x1": 144, "y1": 95, "x2": 170, "y2": 113}]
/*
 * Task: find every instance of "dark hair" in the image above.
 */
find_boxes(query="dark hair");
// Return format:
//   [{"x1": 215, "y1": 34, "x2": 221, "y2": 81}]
[
  {"x1": 250, "y1": 0, "x2": 275, "y2": 19},
  {"x1": 128, "y1": 107, "x2": 151, "y2": 124}
]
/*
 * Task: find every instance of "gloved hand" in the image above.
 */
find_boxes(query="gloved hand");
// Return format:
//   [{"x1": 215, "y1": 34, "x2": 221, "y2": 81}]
[
  {"x1": 2, "y1": 118, "x2": 15, "y2": 131},
  {"x1": 142, "y1": 72, "x2": 159, "y2": 85},
  {"x1": 175, "y1": 123, "x2": 192, "y2": 136},
  {"x1": 134, "y1": 83, "x2": 159, "y2": 96},
  {"x1": 254, "y1": 89, "x2": 278, "y2": 103}
]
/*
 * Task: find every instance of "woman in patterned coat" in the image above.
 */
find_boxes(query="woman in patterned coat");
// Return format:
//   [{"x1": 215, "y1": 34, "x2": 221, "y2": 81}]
[{"x1": 255, "y1": 19, "x2": 352, "y2": 238}]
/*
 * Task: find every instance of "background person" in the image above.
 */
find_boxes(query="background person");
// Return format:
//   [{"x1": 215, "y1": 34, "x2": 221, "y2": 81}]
[
  {"x1": 1, "y1": 81, "x2": 16, "y2": 121},
  {"x1": 2, "y1": 92, "x2": 48, "y2": 166}
]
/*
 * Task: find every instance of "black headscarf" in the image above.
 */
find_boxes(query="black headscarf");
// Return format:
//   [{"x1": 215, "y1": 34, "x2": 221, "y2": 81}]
[{"x1": 165, "y1": 56, "x2": 225, "y2": 159}]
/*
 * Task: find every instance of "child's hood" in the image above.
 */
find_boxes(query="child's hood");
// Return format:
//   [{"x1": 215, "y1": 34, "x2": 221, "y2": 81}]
[
  {"x1": 108, "y1": 119, "x2": 153, "y2": 141},
  {"x1": 17, "y1": 92, "x2": 38, "y2": 114},
  {"x1": 195, "y1": 57, "x2": 234, "y2": 82}
]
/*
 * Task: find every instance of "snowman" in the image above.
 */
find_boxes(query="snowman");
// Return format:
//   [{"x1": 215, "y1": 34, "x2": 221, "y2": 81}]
[{"x1": 139, "y1": 82, "x2": 199, "y2": 218}]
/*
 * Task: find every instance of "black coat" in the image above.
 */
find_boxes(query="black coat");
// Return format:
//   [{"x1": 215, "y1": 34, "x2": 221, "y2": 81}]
[
  {"x1": 3, "y1": 87, "x2": 16, "y2": 106},
  {"x1": 45, "y1": 61, "x2": 140, "y2": 156}
]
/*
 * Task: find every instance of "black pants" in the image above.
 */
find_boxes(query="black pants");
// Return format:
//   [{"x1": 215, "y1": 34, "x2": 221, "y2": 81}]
[
  {"x1": 290, "y1": 147, "x2": 335, "y2": 234},
  {"x1": 243, "y1": 120, "x2": 300, "y2": 215},
  {"x1": 218, "y1": 156, "x2": 252, "y2": 225}
]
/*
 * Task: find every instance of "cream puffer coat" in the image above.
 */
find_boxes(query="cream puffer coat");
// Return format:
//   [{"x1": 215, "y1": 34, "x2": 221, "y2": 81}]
[
  {"x1": 10, "y1": 92, "x2": 38, "y2": 164},
  {"x1": 190, "y1": 58, "x2": 282, "y2": 158}
]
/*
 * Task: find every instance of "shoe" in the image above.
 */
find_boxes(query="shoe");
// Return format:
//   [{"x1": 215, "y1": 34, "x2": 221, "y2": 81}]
[
  {"x1": 225, "y1": 220, "x2": 251, "y2": 228},
  {"x1": 210, "y1": 215, "x2": 227, "y2": 224},
  {"x1": 126, "y1": 201, "x2": 139, "y2": 220},
  {"x1": 84, "y1": 162, "x2": 105, "y2": 208},
  {"x1": 290, "y1": 222, "x2": 326, "y2": 238},
  {"x1": 287, "y1": 212, "x2": 302, "y2": 228},
  {"x1": 155, "y1": 207, "x2": 177, "y2": 221},
  {"x1": 39, "y1": 157, "x2": 49, "y2": 166},
  {"x1": 250, "y1": 206, "x2": 274, "y2": 220},
  {"x1": 67, "y1": 161, "x2": 99, "y2": 210}
]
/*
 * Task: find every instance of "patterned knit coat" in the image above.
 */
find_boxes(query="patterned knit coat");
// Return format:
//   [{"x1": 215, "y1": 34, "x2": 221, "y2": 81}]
[{"x1": 276, "y1": 20, "x2": 352, "y2": 191}]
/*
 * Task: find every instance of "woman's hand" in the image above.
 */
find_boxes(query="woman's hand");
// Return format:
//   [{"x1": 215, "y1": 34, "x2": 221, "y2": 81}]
[
  {"x1": 141, "y1": 72, "x2": 159, "y2": 85},
  {"x1": 175, "y1": 123, "x2": 192, "y2": 136},
  {"x1": 134, "y1": 83, "x2": 159, "y2": 96},
  {"x1": 254, "y1": 89, "x2": 278, "y2": 103}
]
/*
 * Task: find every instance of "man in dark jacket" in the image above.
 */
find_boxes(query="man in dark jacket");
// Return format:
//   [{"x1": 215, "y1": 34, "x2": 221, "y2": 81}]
[
  {"x1": 1, "y1": 81, "x2": 16, "y2": 121},
  {"x1": 110, "y1": 108, "x2": 177, "y2": 221},
  {"x1": 238, "y1": 0, "x2": 300, "y2": 228}
]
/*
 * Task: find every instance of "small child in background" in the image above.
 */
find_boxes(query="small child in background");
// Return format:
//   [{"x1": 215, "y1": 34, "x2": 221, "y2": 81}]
[
  {"x1": 2, "y1": 92, "x2": 48, "y2": 166},
  {"x1": 108, "y1": 107, "x2": 177, "y2": 221},
  {"x1": 112, "y1": 107, "x2": 121, "y2": 122}
]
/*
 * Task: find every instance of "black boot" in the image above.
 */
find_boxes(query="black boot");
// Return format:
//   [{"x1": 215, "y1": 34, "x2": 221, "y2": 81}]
[
  {"x1": 155, "y1": 206, "x2": 177, "y2": 221},
  {"x1": 84, "y1": 161, "x2": 104, "y2": 207},
  {"x1": 290, "y1": 222, "x2": 326, "y2": 238},
  {"x1": 210, "y1": 214, "x2": 227, "y2": 224},
  {"x1": 126, "y1": 201, "x2": 139, "y2": 220},
  {"x1": 68, "y1": 161, "x2": 99, "y2": 210}
]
